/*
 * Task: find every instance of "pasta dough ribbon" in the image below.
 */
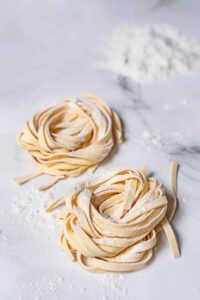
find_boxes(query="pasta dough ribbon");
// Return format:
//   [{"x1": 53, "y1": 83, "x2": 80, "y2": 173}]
[
  {"x1": 15, "y1": 93, "x2": 123, "y2": 190},
  {"x1": 49, "y1": 161, "x2": 180, "y2": 272}
]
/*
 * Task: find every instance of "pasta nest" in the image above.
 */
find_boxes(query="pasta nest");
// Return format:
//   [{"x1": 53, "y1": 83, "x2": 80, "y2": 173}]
[
  {"x1": 16, "y1": 93, "x2": 123, "y2": 190},
  {"x1": 56, "y1": 166, "x2": 179, "y2": 272}
]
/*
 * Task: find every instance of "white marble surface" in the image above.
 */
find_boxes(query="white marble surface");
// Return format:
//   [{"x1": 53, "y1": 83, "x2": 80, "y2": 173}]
[{"x1": 0, "y1": 0, "x2": 200, "y2": 299}]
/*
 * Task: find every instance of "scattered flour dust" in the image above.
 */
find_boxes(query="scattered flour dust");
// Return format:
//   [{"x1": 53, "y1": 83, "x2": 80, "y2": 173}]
[
  {"x1": 98, "y1": 272, "x2": 142, "y2": 300},
  {"x1": 16, "y1": 271, "x2": 64, "y2": 300},
  {"x1": 100, "y1": 24, "x2": 200, "y2": 83},
  {"x1": 134, "y1": 130, "x2": 198, "y2": 155},
  {"x1": 11, "y1": 188, "x2": 62, "y2": 233},
  {"x1": 137, "y1": 130, "x2": 185, "y2": 154}
]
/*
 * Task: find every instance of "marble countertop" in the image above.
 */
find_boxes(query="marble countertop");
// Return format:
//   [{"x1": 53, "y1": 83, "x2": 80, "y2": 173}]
[{"x1": 0, "y1": 0, "x2": 200, "y2": 299}]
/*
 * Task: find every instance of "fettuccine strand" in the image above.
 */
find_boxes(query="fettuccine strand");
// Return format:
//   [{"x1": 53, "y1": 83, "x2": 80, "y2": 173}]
[
  {"x1": 47, "y1": 161, "x2": 180, "y2": 272},
  {"x1": 15, "y1": 93, "x2": 123, "y2": 190}
]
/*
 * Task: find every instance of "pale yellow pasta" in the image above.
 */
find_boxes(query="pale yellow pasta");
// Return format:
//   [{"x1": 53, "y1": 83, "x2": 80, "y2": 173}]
[
  {"x1": 15, "y1": 93, "x2": 123, "y2": 190},
  {"x1": 47, "y1": 161, "x2": 180, "y2": 273}
]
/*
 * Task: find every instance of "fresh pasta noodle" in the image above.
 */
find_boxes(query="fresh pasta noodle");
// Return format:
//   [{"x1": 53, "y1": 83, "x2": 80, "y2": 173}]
[
  {"x1": 47, "y1": 161, "x2": 180, "y2": 273},
  {"x1": 15, "y1": 93, "x2": 123, "y2": 190}
]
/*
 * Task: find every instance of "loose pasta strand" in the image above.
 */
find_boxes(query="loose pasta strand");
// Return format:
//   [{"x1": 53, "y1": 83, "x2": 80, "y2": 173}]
[
  {"x1": 15, "y1": 93, "x2": 123, "y2": 190},
  {"x1": 51, "y1": 162, "x2": 180, "y2": 273}
]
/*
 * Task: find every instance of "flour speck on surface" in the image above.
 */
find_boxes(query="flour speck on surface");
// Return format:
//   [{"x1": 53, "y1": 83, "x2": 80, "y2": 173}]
[
  {"x1": 100, "y1": 24, "x2": 200, "y2": 83},
  {"x1": 99, "y1": 272, "x2": 132, "y2": 299},
  {"x1": 11, "y1": 188, "x2": 61, "y2": 233},
  {"x1": 16, "y1": 271, "x2": 64, "y2": 300},
  {"x1": 133, "y1": 130, "x2": 199, "y2": 155}
]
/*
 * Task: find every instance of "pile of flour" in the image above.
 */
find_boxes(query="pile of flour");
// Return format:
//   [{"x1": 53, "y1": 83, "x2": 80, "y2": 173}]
[{"x1": 100, "y1": 24, "x2": 200, "y2": 83}]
